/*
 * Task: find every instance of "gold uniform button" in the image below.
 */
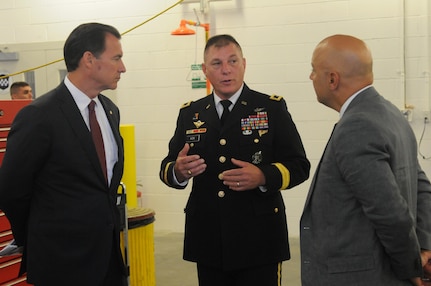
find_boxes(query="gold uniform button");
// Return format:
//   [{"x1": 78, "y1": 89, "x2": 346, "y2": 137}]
[
  {"x1": 219, "y1": 139, "x2": 227, "y2": 145},
  {"x1": 218, "y1": 173, "x2": 223, "y2": 180},
  {"x1": 190, "y1": 143, "x2": 194, "y2": 147},
  {"x1": 218, "y1": 191, "x2": 225, "y2": 198},
  {"x1": 254, "y1": 138, "x2": 259, "y2": 143},
  {"x1": 274, "y1": 208, "x2": 279, "y2": 213},
  {"x1": 219, "y1": 156, "x2": 226, "y2": 163}
]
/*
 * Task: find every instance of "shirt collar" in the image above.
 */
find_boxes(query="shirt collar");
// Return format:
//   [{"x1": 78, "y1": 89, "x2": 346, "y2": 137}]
[
  {"x1": 339, "y1": 85, "x2": 372, "y2": 118},
  {"x1": 213, "y1": 83, "x2": 244, "y2": 107},
  {"x1": 64, "y1": 76, "x2": 101, "y2": 111}
]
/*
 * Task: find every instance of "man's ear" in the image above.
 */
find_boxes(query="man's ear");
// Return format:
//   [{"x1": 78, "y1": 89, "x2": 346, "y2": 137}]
[
  {"x1": 82, "y1": 51, "x2": 94, "y2": 67},
  {"x1": 329, "y1": 72, "x2": 339, "y2": 88}
]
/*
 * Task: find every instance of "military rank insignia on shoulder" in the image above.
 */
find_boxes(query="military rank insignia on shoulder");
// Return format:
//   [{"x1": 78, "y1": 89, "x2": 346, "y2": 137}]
[
  {"x1": 269, "y1": 95, "x2": 283, "y2": 101},
  {"x1": 180, "y1": 101, "x2": 193, "y2": 109}
]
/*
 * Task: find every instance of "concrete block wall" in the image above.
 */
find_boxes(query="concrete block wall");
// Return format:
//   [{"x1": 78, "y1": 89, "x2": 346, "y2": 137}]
[{"x1": 0, "y1": 0, "x2": 430, "y2": 236}]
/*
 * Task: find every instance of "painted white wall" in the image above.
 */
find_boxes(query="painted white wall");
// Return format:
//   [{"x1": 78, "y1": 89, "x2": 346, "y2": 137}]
[{"x1": 0, "y1": 0, "x2": 431, "y2": 236}]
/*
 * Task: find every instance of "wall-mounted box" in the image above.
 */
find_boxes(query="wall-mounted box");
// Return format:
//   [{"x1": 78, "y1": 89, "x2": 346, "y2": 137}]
[{"x1": 0, "y1": 52, "x2": 19, "y2": 62}]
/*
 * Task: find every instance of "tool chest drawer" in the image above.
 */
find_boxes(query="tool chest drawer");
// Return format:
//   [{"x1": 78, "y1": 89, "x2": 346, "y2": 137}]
[{"x1": 0, "y1": 100, "x2": 32, "y2": 286}]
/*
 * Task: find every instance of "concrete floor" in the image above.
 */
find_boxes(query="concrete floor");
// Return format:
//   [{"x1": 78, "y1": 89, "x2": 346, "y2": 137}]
[{"x1": 154, "y1": 232, "x2": 301, "y2": 286}]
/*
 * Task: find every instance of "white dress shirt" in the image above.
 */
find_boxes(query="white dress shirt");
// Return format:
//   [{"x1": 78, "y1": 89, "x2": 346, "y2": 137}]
[{"x1": 64, "y1": 76, "x2": 118, "y2": 185}]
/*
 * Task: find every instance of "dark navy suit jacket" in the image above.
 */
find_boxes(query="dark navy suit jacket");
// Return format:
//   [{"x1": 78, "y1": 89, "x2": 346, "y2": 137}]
[{"x1": 0, "y1": 82, "x2": 125, "y2": 285}]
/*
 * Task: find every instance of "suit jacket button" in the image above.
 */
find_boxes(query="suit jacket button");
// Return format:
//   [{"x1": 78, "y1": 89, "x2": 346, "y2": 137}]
[
  {"x1": 274, "y1": 208, "x2": 279, "y2": 213},
  {"x1": 218, "y1": 191, "x2": 225, "y2": 198},
  {"x1": 218, "y1": 173, "x2": 223, "y2": 180},
  {"x1": 219, "y1": 139, "x2": 227, "y2": 146},
  {"x1": 219, "y1": 156, "x2": 226, "y2": 163}
]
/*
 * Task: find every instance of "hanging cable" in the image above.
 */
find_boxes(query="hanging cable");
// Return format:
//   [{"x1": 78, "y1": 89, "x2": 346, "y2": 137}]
[
  {"x1": 0, "y1": 0, "x2": 185, "y2": 80},
  {"x1": 418, "y1": 117, "x2": 431, "y2": 160}
]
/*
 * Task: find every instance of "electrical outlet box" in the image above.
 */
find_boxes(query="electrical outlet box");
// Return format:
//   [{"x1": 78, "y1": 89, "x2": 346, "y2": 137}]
[
  {"x1": 402, "y1": 109, "x2": 413, "y2": 122},
  {"x1": 0, "y1": 52, "x2": 19, "y2": 61},
  {"x1": 424, "y1": 110, "x2": 430, "y2": 122}
]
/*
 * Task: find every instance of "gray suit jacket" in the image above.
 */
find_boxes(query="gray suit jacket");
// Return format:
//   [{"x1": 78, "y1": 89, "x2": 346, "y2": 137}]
[{"x1": 300, "y1": 87, "x2": 431, "y2": 285}]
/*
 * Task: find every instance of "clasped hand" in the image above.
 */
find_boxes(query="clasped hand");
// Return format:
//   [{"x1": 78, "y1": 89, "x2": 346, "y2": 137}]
[
  {"x1": 174, "y1": 143, "x2": 265, "y2": 191},
  {"x1": 410, "y1": 250, "x2": 431, "y2": 286},
  {"x1": 220, "y1": 158, "x2": 265, "y2": 191}
]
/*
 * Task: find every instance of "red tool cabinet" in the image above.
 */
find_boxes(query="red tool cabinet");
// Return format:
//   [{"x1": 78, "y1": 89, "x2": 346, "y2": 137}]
[{"x1": 0, "y1": 100, "x2": 32, "y2": 286}]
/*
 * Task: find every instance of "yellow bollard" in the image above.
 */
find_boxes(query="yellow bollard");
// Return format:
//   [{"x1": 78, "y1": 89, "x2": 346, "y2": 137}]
[{"x1": 119, "y1": 124, "x2": 137, "y2": 208}]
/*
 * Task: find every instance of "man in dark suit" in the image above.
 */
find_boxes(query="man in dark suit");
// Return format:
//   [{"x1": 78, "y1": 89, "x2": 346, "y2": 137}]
[
  {"x1": 0, "y1": 23, "x2": 127, "y2": 285},
  {"x1": 301, "y1": 34, "x2": 431, "y2": 286},
  {"x1": 160, "y1": 34, "x2": 310, "y2": 285}
]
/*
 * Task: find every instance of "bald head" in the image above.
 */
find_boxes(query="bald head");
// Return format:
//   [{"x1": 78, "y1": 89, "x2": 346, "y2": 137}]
[
  {"x1": 310, "y1": 34, "x2": 374, "y2": 111},
  {"x1": 316, "y1": 34, "x2": 373, "y2": 80}
]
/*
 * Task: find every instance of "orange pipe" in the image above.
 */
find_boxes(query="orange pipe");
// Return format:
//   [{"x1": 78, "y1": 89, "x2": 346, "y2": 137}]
[{"x1": 178, "y1": 20, "x2": 211, "y2": 95}]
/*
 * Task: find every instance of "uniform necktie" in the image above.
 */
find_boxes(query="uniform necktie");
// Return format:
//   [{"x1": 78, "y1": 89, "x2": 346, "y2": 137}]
[
  {"x1": 88, "y1": 100, "x2": 107, "y2": 182},
  {"x1": 220, "y1": 100, "x2": 232, "y2": 126}
]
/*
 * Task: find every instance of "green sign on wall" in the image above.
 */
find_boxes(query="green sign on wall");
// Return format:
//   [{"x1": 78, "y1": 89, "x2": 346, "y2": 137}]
[{"x1": 190, "y1": 64, "x2": 206, "y2": 89}]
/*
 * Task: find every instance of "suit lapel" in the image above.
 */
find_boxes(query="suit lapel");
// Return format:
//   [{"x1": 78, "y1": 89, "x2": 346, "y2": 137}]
[
  {"x1": 98, "y1": 95, "x2": 124, "y2": 191},
  {"x1": 304, "y1": 123, "x2": 337, "y2": 208},
  {"x1": 56, "y1": 85, "x2": 108, "y2": 185},
  {"x1": 304, "y1": 88, "x2": 376, "y2": 208},
  {"x1": 98, "y1": 95, "x2": 122, "y2": 155},
  {"x1": 195, "y1": 95, "x2": 220, "y2": 130}
]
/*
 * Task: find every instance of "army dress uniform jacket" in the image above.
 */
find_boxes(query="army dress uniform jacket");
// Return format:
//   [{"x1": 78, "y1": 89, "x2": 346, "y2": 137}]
[{"x1": 160, "y1": 84, "x2": 310, "y2": 271}]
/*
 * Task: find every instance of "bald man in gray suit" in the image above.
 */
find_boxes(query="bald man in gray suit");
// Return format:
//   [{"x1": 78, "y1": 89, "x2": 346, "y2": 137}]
[{"x1": 301, "y1": 34, "x2": 431, "y2": 286}]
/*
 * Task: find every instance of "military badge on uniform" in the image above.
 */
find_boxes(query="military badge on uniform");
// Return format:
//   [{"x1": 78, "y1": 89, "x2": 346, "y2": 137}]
[
  {"x1": 186, "y1": 134, "x2": 200, "y2": 143},
  {"x1": 193, "y1": 120, "x2": 205, "y2": 128},
  {"x1": 181, "y1": 101, "x2": 192, "y2": 109},
  {"x1": 269, "y1": 95, "x2": 283, "y2": 101},
  {"x1": 192, "y1": 112, "x2": 205, "y2": 128},
  {"x1": 186, "y1": 128, "x2": 207, "y2": 134},
  {"x1": 241, "y1": 111, "x2": 269, "y2": 135},
  {"x1": 252, "y1": 151, "x2": 263, "y2": 164}
]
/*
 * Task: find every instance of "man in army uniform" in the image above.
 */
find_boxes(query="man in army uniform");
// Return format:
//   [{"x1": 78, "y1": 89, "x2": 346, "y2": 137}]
[{"x1": 160, "y1": 34, "x2": 310, "y2": 286}]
